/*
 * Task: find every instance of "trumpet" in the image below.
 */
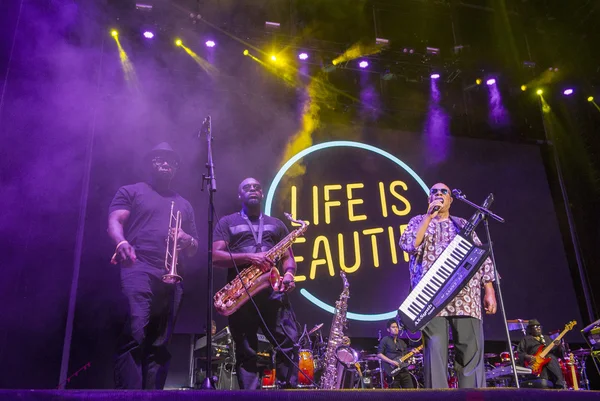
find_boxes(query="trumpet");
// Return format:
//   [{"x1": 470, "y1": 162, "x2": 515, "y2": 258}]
[{"x1": 163, "y1": 201, "x2": 183, "y2": 284}]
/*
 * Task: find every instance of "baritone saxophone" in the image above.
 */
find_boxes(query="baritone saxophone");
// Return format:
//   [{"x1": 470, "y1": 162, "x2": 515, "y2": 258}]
[
  {"x1": 213, "y1": 213, "x2": 308, "y2": 316},
  {"x1": 163, "y1": 201, "x2": 183, "y2": 284}
]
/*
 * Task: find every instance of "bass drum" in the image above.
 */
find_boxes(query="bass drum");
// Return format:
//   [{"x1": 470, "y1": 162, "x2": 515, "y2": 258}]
[{"x1": 298, "y1": 349, "x2": 315, "y2": 387}]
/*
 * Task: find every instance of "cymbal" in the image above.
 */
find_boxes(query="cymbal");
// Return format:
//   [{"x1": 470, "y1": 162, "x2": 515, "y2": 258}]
[
  {"x1": 572, "y1": 348, "x2": 591, "y2": 357},
  {"x1": 308, "y1": 323, "x2": 324, "y2": 335},
  {"x1": 484, "y1": 353, "x2": 498, "y2": 358}
]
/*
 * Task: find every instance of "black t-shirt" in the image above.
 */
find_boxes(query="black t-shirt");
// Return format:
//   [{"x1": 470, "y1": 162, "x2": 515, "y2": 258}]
[
  {"x1": 109, "y1": 182, "x2": 198, "y2": 268},
  {"x1": 213, "y1": 212, "x2": 289, "y2": 282},
  {"x1": 378, "y1": 335, "x2": 408, "y2": 361}
]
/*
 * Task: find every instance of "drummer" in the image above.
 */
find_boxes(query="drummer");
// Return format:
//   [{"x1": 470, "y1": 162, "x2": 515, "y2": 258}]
[{"x1": 377, "y1": 319, "x2": 416, "y2": 388}]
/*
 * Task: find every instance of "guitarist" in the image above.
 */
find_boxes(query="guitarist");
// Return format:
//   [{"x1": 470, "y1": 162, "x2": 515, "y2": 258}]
[
  {"x1": 377, "y1": 319, "x2": 416, "y2": 388},
  {"x1": 517, "y1": 319, "x2": 566, "y2": 388}
]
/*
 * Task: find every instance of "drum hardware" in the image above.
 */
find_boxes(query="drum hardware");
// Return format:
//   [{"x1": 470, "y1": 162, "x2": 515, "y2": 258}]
[{"x1": 308, "y1": 323, "x2": 324, "y2": 336}]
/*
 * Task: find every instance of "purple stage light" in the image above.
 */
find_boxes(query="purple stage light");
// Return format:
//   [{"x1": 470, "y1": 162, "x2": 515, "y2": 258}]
[
  {"x1": 298, "y1": 52, "x2": 309, "y2": 60},
  {"x1": 143, "y1": 31, "x2": 154, "y2": 39},
  {"x1": 563, "y1": 88, "x2": 574, "y2": 96},
  {"x1": 486, "y1": 78, "x2": 496, "y2": 86},
  {"x1": 359, "y1": 60, "x2": 369, "y2": 68},
  {"x1": 205, "y1": 40, "x2": 216, "y2": 48},
  {"x1": 430, "y1": 73, "x2": 440, "y2": 79}
]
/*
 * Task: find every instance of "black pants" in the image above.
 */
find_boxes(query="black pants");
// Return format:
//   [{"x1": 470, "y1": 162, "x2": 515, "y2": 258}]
[
  {"x1": 540, "y1": 356, "x2": 566, "y2": 388},
  {"x1": 422, "y1": 316, "x2": 485, "y2": 388},
  {"x1": 388, "y1": 370, "x2": 416, "y2": 389},
  {"x1": 114, "y1": 261, "x2": 182, "y2": 389},
  {"x1": 228, "y1": 292, "x2": 299, "y2": 389}
]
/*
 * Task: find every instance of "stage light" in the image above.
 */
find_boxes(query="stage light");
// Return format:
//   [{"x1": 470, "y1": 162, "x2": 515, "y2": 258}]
[
  {"x1": 243, "y1": 49, "x2": 249, "y2": 56},
  {"x1": 175, "y1": 39, "x2": 182, "y2": 46},
  {"x1": 298, "y1": 52, "x2": 308, "y2": 60},
  {"x1": 521, "y1": 85, "x2": 527, "y2": 91},
  {"x1": 476, "y1": 78, "x2": 482, "y2": 85},
  {"x1": 270, "y1": 55, "x2": 277, "y2": 62},
  {"x1": 588, "y1": 96, "x2": 594, "y2": 102},
  {"x1": 486, "y1": 78, "x2": 496, "y2": 86},
  {"x1": 143, "y1": 31, "x2": 154, "y2": 39},
  {"x1": 205, "y1": 40, "x2": 215, "y2": 48},
  {"x1": 430, "y1": 73, "x2": 440, "y2": 79},
  {"x1": 536, "y1": 89, "x2": 543, "y2": 95},
  {"x1": 563, "y1": 89, "x2": 574, "y2": 96},
  {"x1": 358, "y1": 60, "x2": 369, "y2": 68},
  {"x1": 111, "y1": 30, "x2": 118, "y2": 37}
]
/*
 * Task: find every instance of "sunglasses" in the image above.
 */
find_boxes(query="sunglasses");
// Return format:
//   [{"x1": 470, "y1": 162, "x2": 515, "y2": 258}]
[
  {"x1": 242, "y1": 183, "x2": 262, "y2": 192},
  {"x1": 430, "y1": 188, "x2": 449, "y2": 195},
  {"x1": 152, "y1": 156, "x2": 179, "y2": 168}
]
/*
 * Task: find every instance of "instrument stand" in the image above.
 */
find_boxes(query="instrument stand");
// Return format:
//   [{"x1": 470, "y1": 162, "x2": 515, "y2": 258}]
[
  {"x1": 199, "y1": 116, "x2": 217, "y2": 390},
  {"x1": 482, "y1": 217, "x2": 520, "y2": 388},
  {"x1": 453, "y1": 191, "x2": 518, "y2": 387}
]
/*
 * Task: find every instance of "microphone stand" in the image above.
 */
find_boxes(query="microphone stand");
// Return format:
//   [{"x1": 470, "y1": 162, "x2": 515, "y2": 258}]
[
  {"x1": 453, "y1": 191, "x2": 519, "y2": 387},
  {"x1": 200, "y1": 116, "x2": 217, "y2": 390}
]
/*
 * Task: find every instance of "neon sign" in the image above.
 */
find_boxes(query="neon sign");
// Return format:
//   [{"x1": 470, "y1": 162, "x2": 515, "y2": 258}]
[{"x1": 266, "y1": 141, "x2": 429, "y2": 321}]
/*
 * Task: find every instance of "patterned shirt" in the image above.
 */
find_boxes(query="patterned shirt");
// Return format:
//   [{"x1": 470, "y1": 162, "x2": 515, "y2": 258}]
[{"x1": 399, "y1": 214, "x2": 495, "y2": 320}]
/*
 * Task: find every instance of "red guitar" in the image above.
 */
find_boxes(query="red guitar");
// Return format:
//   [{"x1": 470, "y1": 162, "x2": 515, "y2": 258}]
[{"x1": 528, "y1": 321, "x2": 576, "y2": 376}]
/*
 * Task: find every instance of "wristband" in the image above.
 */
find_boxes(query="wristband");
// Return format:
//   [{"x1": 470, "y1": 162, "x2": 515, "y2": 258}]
[{"x1": 115, "y1": 240, "x2": 129, "y2": 251}]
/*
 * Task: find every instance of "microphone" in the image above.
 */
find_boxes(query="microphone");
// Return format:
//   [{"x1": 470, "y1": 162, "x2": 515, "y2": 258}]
[{"x1": 451, "y1": 189, "x2": 463, "y2": 198}]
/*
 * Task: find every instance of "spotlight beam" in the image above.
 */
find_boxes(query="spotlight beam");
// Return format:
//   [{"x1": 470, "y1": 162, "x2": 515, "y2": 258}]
[{"x1": 179, "y1": 44, "x2": 219, "y2": 77}]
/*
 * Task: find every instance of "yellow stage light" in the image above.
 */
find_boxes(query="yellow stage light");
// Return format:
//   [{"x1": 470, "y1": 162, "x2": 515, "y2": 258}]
[
  {"x1": 270, "y1": 55, "x2": 277, "y2": 62},
  {"x1": 243, "y1": 49, "x2": 249, "y2": 56},
  {"x1": 175, "y1": 39, "x2": 183, "y2": 46},
  {"x1": 521, "y1": 85, "x2": 527, "y2": 91},
  {"x1": 536, "y1": 89, "x2": 543, "y2": 95},
  {"x1": 588, "y1": 96, "x2": 594, "y2": 102},
  {"x1": 111, "y1": 30, "x2": 118, "y2": 37},
  {"x1": 475, "y1": 78, "x2": 482, "y2": 85}
]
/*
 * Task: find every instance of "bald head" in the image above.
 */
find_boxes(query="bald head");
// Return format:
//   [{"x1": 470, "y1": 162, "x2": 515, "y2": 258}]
[{"x1": 238, "y1": 177, "x2": 264, "y2": 210}]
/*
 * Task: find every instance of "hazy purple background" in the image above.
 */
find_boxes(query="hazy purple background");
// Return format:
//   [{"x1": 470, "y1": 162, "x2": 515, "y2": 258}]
[{"x1": 0, "y1": 1, "x2": 585, "y2": 390}]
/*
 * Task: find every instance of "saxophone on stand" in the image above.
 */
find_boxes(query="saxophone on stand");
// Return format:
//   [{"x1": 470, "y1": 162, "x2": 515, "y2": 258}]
[
  {"x1": 213, "y1": 213, "x2": 309, "y2": 316},
  {"x1": 320, "y1": 271, "x2": 351, "y2": 389}
]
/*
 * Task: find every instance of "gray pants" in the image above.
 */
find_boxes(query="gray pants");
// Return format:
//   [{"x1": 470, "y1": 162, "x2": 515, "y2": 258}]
[{"x1": 422, "y1": 316, "x2": 485, "y2": 389}]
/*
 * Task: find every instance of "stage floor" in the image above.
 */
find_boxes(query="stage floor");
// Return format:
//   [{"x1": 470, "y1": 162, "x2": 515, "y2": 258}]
[{"x1": 1, "y1": 389, "x2": 599, "y2": 401}]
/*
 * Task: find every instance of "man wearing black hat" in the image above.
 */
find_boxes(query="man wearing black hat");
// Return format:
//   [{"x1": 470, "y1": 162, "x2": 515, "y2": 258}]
[
  {"x1": 108, "y1": 142, "x2": 199, "y2": 389},
  {"x1": 517, "y1": 319, "x2": 566, "y2": 388}
]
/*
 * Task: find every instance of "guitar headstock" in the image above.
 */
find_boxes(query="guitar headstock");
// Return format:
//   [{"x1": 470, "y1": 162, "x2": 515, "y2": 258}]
[
  {"x1": 414, "y1": 344, "x2": 424, "y2": 353},
  {"x1": 569, "y1": 353, "x2": 575, "y2": 365},
  {"x1": 565, "y1": 321, "x2": 577, "y2": 331}
]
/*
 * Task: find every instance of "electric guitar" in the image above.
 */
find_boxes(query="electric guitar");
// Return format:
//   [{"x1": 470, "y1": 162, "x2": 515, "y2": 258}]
[
  {"x1": 568, "y1": 353, "x2": 579, "y2": 391},
  {"x1": 383, "y1": 345, "x2": 424, "y2": 377},
  {"x1": 528, "y1": 321, "x2": 576, "y2": 376}
]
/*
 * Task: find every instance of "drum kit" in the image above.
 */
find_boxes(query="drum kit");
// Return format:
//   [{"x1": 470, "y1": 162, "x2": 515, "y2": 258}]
[{"x1": 201, "y1": 321, "x2": 594, "y2": 390}]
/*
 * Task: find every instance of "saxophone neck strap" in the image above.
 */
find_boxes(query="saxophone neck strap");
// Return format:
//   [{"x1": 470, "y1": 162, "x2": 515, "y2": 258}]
[{"x1": 240, "y1": 210, "x2": 264, "y2": 252}]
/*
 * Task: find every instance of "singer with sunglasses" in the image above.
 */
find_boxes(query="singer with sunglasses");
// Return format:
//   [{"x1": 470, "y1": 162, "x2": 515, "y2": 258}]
[
  {"x1": 212, "y1": 177, "x2": 300, "y2": 389},
  {"x1": 108, "y1": 142, "x2": 199, "y2": 389},
  {"x1": 399, "y1": 183, "x2": 496, "y2": 388}
]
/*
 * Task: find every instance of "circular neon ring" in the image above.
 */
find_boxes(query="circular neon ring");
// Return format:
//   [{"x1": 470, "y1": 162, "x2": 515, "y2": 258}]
[{"x1": 265, "y1": 140, "x2": 429, "y2": 321}]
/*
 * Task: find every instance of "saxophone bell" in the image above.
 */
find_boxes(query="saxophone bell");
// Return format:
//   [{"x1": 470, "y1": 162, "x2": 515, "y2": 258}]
[{"x1": 163, "y1": 201, "x2": 183, "y2": 284}]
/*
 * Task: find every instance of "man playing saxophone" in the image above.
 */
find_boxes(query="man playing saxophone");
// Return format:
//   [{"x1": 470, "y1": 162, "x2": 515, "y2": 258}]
[
  {"x1": 213, "y1": 177, "x2": 300, "y2": 389},
  {"x1": 108, "y1": 142, "x2": 199, "y2": 389}
]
